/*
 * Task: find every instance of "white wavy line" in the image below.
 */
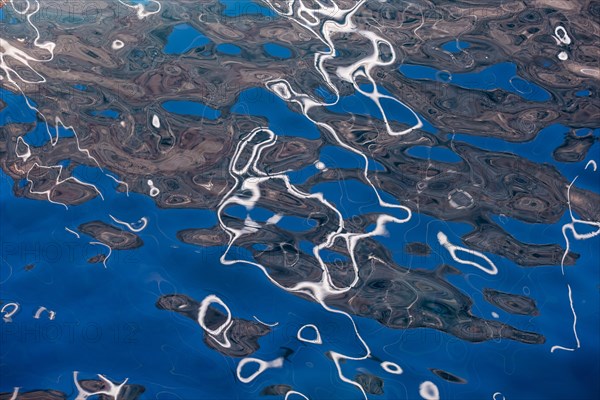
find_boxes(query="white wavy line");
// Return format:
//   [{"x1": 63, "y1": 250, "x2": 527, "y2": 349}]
[
  {"x1": 73, "y1": 371, "x2": 128, "y2": 400},
  {"x1": 109, "y1": 215, "x2": 148, "y2": 232},
  {"x1": 437, "y1": 231, "x2": 498, "y2": 275},
  {"x1": 116, "y1": 0, "x2": 161, "y2": 19},
  {"x1": 253, "y1": 316, "x2": 279, "y2": 327},
  {"x1": 89, "y1": 241, "x2": 112, "y2": 268},
  {"x1": 65, "y1": 227, "x2": 80, "y2": 238},
  {"x1": 550, "y1": 284, "x2": 580, "y2": 353}
]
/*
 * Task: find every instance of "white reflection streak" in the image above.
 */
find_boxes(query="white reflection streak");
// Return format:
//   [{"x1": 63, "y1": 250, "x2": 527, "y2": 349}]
[
  {"x1": 65, "y1": 227, "x2": 80, "y2": 238},
  {"x1": 550, "y1": 284, "x2": 580, "y2": 353},
  {"x1": 89, "y1": 241, "x2": 112, "y2": 268},
  {"x1": 1, "y1": 1, "x2": 126, "y2": 203},
  {"x1": 109, "y1": 215, "x2": 148, "y2": 232},
  {"x1": 219, "y1": 128, "x2": 406, "y2": 399},
  {"x1": 73, "y1": 371, "x2": 128, "y2": 400},
  {"x1": 553, "y1": 160, "x2": 598, "y2": 353},
  {"x1": 116, "y1": 0, "x2": 161, "y2": 19},
  {"x1": 437, "y1": 231, "x2": 498, "y2": 275},
  {"x1": 197, "y1": 294, "x2": 234, "y2": 349}
]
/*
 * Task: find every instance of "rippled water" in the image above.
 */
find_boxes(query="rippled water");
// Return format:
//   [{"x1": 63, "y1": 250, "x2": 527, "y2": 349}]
[{"x1": 1, "y1": 1, "x2": 599, "y2": 399}]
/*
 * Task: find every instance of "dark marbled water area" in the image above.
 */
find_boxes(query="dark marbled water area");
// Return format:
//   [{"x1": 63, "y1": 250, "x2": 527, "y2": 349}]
[
  {"x1": 1, "y1": 0, "x2": 600, "y2": 399},
  {"x1": 156, "y1": 293, "x2": 271, "y2": 357},
  {"x1": 78, "y1": 220, "x2": 143, "y2": 250},
  {"x1": 428, "y1": 368, "x2": 467, "y2": 385},
  {"x1": 483, "y1": 288, "x2": 540, "y2": 316},
  {"x1": 178, "y1": 218, "x2": 546, "y2": 344},
  {"x1": 0, "y1": 378, "x2": 145, "y2": 400}
]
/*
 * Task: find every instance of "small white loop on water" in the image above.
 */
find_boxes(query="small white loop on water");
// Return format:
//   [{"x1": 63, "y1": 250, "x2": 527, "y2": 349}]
[
  {"x1": 437, "y1": 231, "x2": 498, "y2": 275},
  {"x1": 15, "y1": 137, "x2": 31, "y2": 162},
  {"x1": 448, "y1": 188, "x2": 474, "y2": 209},
  {"x1": 297, "y1": 324, "x2": 322, "y2": 344},
  {"x1": 1, "y1": 303, "x2": 20, "y2": 323},
  {"x1": 419, "y1": 381, "x2": 440, "y2": 400},
  {"x1": 236, "y1": 357, "x2": 284, "y2": 384},
  {"x1": 112, "y1": 40, "x2": 124, "y2": 50},
  {"x1": 116, "y1": 0, "x2": 161, "y2": 19},
  {"x1": 197, "y1": 295, "x2": 232, "y2": 337},
  {"x1": 493, "y1": 392, "x2": 506, "y2": 400},
  {"x1": 271, "y1": 82, "x2": 292, "y2": 100},
  {"x1": 109, "y1": 215, "x2": 148, "y2": 232},
  {"x1": 580, "y1": 68, "x2": 600, "y2": 77},
  {"x1": 147, "y1": 179, "x2": 160, "y2": 197},
  {"x1": 554, "y1": 26, "x2": 571, "y2": 45},
  {"x1": 380, "y1": 361, "x2": 403, "y2": 375}
]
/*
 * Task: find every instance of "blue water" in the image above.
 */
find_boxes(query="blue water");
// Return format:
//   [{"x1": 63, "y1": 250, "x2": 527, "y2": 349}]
[
  {"x1": 218, "y1": 0, "x2": 276, "y2": 17},
  {"x1": 162, "y1": 100, "x2": 221, "y2": 120},
  {"x1": 2, "y1": 160, "x2": 598, "y2": 399},
  {"x1": 0, "y1": 88, "x2": 37, "y2": 124},
  {"x1": 575, "y1": 90, "x2": 591, "y2": 97},
  {"x1": 216, "y1": 43, "x2": 242, "y2": 55},
  {"x1": 2, "y1": 5, "x2": 600, "y2": 400},
  {"x1": 164, "y1": 24, "x2": 211, "y2": 54},
  {"x1": 320, "y1": 145, "x2": 385, "y2": 171},
  {"x1": 22, "y1": 123, "x2": 75, "y2": 147},
  {"x1": 399, "y1": 62, "x2": 551, "y2": 102},
  {"x1": 452, "y1": 125, "x2": 600, "y2": 192},
  {"x1": 325, "y1": 84, "x2": 438, "y2": 134},
  {"x1": 441, "y1": 40, "x2": 471, "y2": 53},
  {"x1": 90, "y1": 109, "x2": 120, "y2": 119},
  {"x1": 232, "y1": 88, "x2": 321, "y2": 139},
  {"x1": 264, "y1": 43, "x2": 292, "y2": 59}
]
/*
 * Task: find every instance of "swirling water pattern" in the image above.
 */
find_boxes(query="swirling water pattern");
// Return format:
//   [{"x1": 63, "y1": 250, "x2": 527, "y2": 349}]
[{"x1": 1, "y1": 1, "x2": 599, "y2": 399}]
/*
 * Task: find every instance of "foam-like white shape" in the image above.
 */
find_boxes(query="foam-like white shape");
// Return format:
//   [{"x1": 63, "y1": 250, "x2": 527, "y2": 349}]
[
  {"x1": 152, "y1": 114, "x2": 160, "y2": 128},
  {"x1": 550, "y1": 284, "x2": 580, "y2": 353},
  {"x1": 33, "y1": 306, "x2": 56, "y2": 320},
  {"x1": 197, "y1": 294, "x2": 233, "y2": 349},
  {"x1": 90, "y1": 241, "x2": 112, "y2": 268},
  {"x1": 419, "y1": 381, "x2": 440, "y2": 400},
  {"x1": 73, "y1": 371, "x2": 128, "y2": 400},
  {"x1": 147, "y1": 179, "x2": 160, "y2": 197},
  {"x1": 116, "y1": 0, "x2": 161, "y2": 19},
  {"x1": 236, "y1": 356, "x2": 284, "y2": 383},
  {"x1": 112, "y1": 40, "x2": 124, "y2": 50},
  {"x1": 110, "y1": 215, "x2": 148, "y2": 232},
  {"x1": 381, "y1": 361, "x2": 403, "y2": 375},
  {"x1": 1, "y1": 303, "x2": 20, "y2": 323},
  {"x1": 297, "y1": 324, "x2": 322, "y2": 344},
  {"x1": 437, "y1": 231, "x2": 498, "y2": 275}
]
